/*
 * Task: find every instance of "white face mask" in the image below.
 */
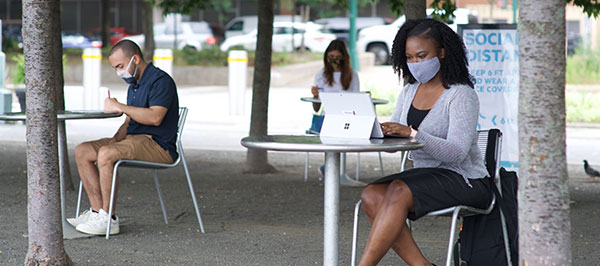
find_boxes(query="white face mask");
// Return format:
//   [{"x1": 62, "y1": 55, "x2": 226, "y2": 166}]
[
  {"x1": 116, "y1": 56, "x2": 138, "y2": 85},
  {"x1": 407, "y1": 56, "x2": 441, "y2": 84}
]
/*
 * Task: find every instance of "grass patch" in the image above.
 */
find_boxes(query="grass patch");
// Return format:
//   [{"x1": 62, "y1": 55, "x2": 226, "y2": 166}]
[
  {"x1": 566, "y1": 91, "x2": 600, "y2": 123},
  {"x1": 566, "y1": 48, "x2": 600, "y2": 84}
]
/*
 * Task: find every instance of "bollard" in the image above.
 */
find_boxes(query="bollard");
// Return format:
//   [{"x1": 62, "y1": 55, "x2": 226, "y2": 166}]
[
  {"x1": 153, "y1": 49, "x2": 173, "y2": 77},
  {"x1": 227, "y1": 50, "x2": 248, "y2": 116},
  {"x1": 82, "y1": 48, "x2": 102, "y2": 110}
]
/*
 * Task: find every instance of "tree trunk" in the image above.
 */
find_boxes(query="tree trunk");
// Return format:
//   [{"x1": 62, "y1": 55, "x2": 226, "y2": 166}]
[
  {"x1": 22, "y1": 0, "x2": 73, "y2": 265},
  {"x1": 141, "y1": 0, "x2": 155, "y2": 62},
  {"x1": 55, "y1": 0, "x2": 73, "y2": 191},
  {"x1": 518, "y1": 1, "x2": 571, "y2": 265},
  {"x1": 404, "y1": 0, "x2": 426, "y2": 20},
  {"x1": 245, "y1": 0, "x2": 276, "y2": 173},
  {"x1": 101, "y1": 0, "x2": 110, "y2": 48}
]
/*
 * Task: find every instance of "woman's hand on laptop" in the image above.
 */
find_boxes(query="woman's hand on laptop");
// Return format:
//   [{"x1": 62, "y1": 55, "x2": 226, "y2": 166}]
[{"x1": 381, "y1": 122, "x2": 411, "y2": 136}]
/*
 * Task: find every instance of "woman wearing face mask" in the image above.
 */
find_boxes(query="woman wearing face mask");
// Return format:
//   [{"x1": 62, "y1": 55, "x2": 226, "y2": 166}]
[
  {"x1": 310, "y1": 39, "x2": 359, "y2": 112},
  {"x1": 357, "y1": 19, "x2": 492, "y2": 266}
]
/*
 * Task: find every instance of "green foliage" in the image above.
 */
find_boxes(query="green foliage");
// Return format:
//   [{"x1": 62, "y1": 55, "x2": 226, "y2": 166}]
[
  {"x1": 566, "y1": 47, "x2": 600, "y2": 84},
  {"x1": 429, "y1": 0, "x2": 457, "y2": 24},
  {"x1": 566, "y1": 91, "x2": 600, "y2": 123},
  {"x1": 387, "y1": 0, "x2": 406, "y2": 16},
  {"x1": 11, "y1": 54, "x2": 68, "y2": 85},
  {"x1": 172, "y1": 46, "x2": 322, "y2": 67},
  {"x1": 363, "y1": 83, "x2": 400, "y2": 117},
  {"x1": 11, "y1": 54, "x2": 26, "y2": 85},
  {"x1": 388, "y1": 0, "x2": 458, "y2": 22},
  {"x1": 567, "y1": 0, "x2": 600, "y2": 18},
  {"x1": 173, "y1": 46, "x2": 228, "y2": 66}
]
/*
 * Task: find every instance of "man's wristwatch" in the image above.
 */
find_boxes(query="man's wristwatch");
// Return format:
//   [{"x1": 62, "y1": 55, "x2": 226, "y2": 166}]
[{"x1": 410, "y1": 127, "x2": 418, "y2": 138}]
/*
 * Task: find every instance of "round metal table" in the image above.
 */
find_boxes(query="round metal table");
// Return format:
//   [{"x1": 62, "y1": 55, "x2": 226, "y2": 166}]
[
  {"x1": 0, "y1": 110, "x2": 122, "y2": 121},
  {"x1": 241, "y1": 135, "x2": 423, "y2": 266},
  {"x1": 300, "y1": 96, "x2": 389, "y2": 105},
  {"x1": 0, "y1": 110, "x2": 122, "y2": 239}
]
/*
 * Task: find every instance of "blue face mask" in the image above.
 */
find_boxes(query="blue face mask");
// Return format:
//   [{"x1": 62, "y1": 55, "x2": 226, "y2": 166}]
[
  {"x1": 407, "y1": 56, "x2": 441, "y2": 84},
  {"x1": 116, "y1": 56, "x2": 138, "y2": 85}
]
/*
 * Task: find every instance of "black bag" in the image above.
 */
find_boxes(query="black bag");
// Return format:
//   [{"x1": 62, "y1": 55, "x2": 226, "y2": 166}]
[{"x1": 454, "y1": 168, "x2": 518, "y2": 266}]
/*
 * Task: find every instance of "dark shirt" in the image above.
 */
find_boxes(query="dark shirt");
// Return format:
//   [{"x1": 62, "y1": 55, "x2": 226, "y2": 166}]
[
  {"x1": 407, "y1": 104, "x2": 430, "y2": 130},
  {"x1": 126, "y1": 63, "x2": 179, "y2": 161}
]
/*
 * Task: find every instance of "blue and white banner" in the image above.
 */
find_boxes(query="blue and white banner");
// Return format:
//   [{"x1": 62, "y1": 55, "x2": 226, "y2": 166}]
[{"x1": 459, "y1": 24, "x2": 519, "y2": 171}]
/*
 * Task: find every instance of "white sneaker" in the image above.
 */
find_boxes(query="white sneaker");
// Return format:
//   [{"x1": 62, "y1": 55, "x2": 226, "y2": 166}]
[
  {"x1": 67, "y1": 208, "x2": 93, "y2": 227},
  {"x1": 76, "y1": 209, "x2": 120, "y2": 235}
]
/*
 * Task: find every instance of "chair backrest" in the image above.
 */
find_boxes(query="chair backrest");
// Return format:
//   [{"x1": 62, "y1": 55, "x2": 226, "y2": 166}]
[
  {"x1": 476, "y1": 129, "x2": 502, "y2": 179},
  {"x1": 176, "y1": 107, "x2": 188, "y2": 145},
  {"x1": 172, "y1": 107, "x2": 188, "y2": 164}
]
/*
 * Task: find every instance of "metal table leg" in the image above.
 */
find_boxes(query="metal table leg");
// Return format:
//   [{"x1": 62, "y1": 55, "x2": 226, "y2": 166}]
[
  {"x1": 58, "y1": 132, "x2": 90, "y2": 239},
  {"x1": 339, "y1": 152, "x2": 366, "y2": 187},
  {"x1": 323, "y1": 152, "x2": 340, "y2": 266}
]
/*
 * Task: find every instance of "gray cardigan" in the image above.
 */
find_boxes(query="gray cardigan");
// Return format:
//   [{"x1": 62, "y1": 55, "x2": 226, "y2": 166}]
[{"x1": 391, "y1": 82, "x2": 489, "y2": 183}]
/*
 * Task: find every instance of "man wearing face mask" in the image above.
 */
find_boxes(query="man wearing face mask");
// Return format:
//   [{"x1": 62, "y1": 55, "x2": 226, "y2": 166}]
[{"x1": 68, "y1": 40, "x2": 179, "y2": 236}]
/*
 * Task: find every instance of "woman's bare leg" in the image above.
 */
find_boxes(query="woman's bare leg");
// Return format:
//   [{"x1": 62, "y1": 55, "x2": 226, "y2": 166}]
[{"x1": 358, "y1": 180, "x2": 431, "y2": 266}]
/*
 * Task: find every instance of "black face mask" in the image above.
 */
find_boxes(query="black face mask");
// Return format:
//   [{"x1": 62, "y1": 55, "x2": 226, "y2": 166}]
[{"x1": 327, "y1": 56, "x2": 343, "y2": 67}]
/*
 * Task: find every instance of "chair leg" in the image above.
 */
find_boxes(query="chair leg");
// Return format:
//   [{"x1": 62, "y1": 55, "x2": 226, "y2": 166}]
[
  {"x1": 152, "y1": 170, "x2": 168, "y2": 224},
  {"x1": 304, "y1": 152, "x2": 309, "y2": 182},
  {"x1": 378, "y1": 152, "x2": 384, "y2": 176},
  {"x1": 445, "y1": 209, "x2": 461, "y2": 266},
  {"x1": 180, "y1": 150, "x2": 206, "y2": 233},
  {"x1": 356, "y1": 153, "x2": 360, "y2": 181},
  {"x1": 76, "y1": 181, "x2": 83, "y2": 217},
  {"x1": 499, "y1": 210, "x2": 513, "y2": 266},
  {"x1": 351, "y1": 200, "x2": 362, "y2": 266},
  {"x1": 106, "y1": 163, "x2": 120, "y2": 239}
]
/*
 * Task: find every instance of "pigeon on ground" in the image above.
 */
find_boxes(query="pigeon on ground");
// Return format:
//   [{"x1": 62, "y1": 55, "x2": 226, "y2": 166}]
[{"x1": 584, "y1": 160, "x2": 600, "y2": 178}]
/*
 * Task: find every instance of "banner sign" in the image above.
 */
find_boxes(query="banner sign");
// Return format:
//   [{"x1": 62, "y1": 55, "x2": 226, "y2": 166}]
[{"x1": 458, "y1": 24, "x2": 519, "y2": 171}]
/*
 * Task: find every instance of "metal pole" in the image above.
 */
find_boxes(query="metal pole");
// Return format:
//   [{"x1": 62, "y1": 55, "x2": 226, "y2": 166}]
[
  {"x1": 349, "y1": 0, "x2": 359, "y2": 71},
  {"x1": 323, "y1": 152, "x2": 340, "y2": 266},
  {"x1": 512, "y1": 0, "x2": 518, "y2": 24}
]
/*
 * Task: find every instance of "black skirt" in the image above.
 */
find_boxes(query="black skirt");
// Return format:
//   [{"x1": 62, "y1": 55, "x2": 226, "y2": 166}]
[{"x1": 370, "y1": 168, "x2": 493, "y2": 220}]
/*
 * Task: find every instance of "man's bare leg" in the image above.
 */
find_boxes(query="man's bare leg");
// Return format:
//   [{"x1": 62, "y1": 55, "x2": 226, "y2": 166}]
[
  {"x1": 74, "y1": 142, "x2": 103, "y2": 211},
  {"x1": 96, "y1": 146, "x2": 123, "y2": 213}
]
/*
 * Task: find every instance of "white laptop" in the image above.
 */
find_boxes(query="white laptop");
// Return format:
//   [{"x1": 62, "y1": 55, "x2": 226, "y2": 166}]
[{"x1": 319, "y1": 92, "x2": 384, "y2": 139}]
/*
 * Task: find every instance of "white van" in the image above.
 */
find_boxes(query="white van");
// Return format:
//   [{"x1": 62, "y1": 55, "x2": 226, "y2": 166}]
[{"x1": 224, "y1": 15, "x2": 302, "y2": 39}]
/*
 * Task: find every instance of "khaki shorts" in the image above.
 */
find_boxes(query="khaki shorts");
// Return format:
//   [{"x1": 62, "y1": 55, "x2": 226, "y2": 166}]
[{"x1": 88, "y1": 134, "x2": 173, "y2": 164}]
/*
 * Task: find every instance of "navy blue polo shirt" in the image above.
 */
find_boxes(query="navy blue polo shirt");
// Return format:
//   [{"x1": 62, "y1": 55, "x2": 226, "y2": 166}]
[{"x1": 126, "y1": 63, "x2": 179, "y2": 161}]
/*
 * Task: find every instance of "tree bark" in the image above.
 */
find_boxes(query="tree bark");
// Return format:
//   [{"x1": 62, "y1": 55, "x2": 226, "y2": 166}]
[
  {"x1": 54, "y1": 0, "x2": 72, "y2": 191},
  {"x1": 518, "y1": 1, "x2": 571, "y2": 265},
  {"x1": 246, "y1": 0, "x2": 276, "y2": 173},
  {"x1": 404, "y1": 0, "x2": 426, "y2": 20},
  {"x1": 22, "y1": 0, "x2": 73, "y2": 265},
  {"x1": 101, "y1": 0, "x2": 110, "y2": 48},
  {"x1": 142, "y1": 0, "x2": 155, "y2": 62}
]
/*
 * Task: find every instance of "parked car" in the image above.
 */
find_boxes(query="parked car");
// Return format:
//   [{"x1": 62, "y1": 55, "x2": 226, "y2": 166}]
[
  {"x1": 314, "y1": 16, "x2": 387, "y2": 44},
  {"x1": 87, "y1": 27, "x2": 139, "y2": 46},
  {"x1": 220, "y1": 21, "x2": 336, "y2": 53},
  {"x1": 356, "y1": 8, "x2": 475, "y2": 65},
  {"x1": 62, "y1": 31, "x2": 102, "y2": 49},
  {"x1": 224, "y1": 15, "x2": 303, "y2": 39},
  {"x1": 124, "y1": 21, "x2": 217, "y2": 50}
]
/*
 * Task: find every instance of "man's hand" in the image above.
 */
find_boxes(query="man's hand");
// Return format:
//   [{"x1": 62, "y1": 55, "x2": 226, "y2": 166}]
[
  {"x1": 311, "y1": 86, "x2": 319, "y2": 98},
  {"x1": 104, "y1": 97, "x2": 123, "y2": 114},
  {"x1": 380, "y1": 122, "x2": 411, "y2": 136}
]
